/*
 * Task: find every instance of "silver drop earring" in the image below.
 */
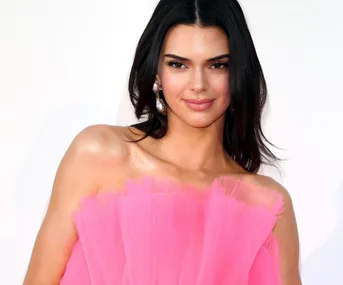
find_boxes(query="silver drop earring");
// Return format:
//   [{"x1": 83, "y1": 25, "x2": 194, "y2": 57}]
[{"x1": 153, "y1": 79, "x2": 167, "y2": 116}]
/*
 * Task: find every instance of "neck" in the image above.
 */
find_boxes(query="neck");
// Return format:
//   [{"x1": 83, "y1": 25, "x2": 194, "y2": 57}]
[{"x1": 155, "y1": 115, "x2": 232, "y2": 172}]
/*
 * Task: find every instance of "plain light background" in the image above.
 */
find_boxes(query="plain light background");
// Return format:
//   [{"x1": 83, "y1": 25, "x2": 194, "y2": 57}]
[{"x1": 1, "y1": 0, "x2": 342, "y2": 283}]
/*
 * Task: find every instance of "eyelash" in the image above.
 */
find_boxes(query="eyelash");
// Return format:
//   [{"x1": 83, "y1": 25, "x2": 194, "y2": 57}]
[{"x1": 166, "y1": 61, "x2": 229, "y2": 70}]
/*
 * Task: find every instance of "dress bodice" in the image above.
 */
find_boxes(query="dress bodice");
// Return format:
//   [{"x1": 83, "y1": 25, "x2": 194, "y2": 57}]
[{"x1": 60, "y1": 175, "x2": 284, "y2": 285}]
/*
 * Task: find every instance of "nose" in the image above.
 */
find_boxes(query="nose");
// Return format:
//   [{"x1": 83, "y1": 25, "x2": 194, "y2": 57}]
[{"x1": 190, "y1": 68, "x2": 207, "y2": 93}]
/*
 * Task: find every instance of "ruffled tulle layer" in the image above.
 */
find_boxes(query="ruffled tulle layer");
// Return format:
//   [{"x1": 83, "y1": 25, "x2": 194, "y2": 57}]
[{"x1": 61, "y1": 175, "x2": 284, "y2": 285}]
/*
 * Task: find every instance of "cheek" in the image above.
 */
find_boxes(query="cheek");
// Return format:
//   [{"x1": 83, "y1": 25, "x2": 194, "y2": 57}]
[
  {"x1": 211, "y1": 75, "x2": 230, "y2": 101},
  {"x1": 160, "y1": 70, "x2": 187, "y2": 99}
]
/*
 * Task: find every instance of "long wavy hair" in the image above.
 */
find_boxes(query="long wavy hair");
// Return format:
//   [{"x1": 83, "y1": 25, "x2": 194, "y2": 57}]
[{"x1": 128, "y1": 0, "x2": 280, "y2": 173}]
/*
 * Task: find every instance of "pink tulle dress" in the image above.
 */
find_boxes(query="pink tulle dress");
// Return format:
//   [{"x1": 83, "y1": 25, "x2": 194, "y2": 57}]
[{"x1": 60, "y1": 175, "x2": 284, "y2": 285}]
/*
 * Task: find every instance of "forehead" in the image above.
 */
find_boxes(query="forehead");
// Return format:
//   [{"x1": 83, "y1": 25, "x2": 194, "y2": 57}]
[{"x1": 162, "y1": 25, "x2": 230, "y2": 57}]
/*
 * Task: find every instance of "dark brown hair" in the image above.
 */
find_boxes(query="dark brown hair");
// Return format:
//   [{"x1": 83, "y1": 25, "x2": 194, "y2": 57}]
[{"x1": 128, "y1": 0, "x2": 280, "y2": 173}]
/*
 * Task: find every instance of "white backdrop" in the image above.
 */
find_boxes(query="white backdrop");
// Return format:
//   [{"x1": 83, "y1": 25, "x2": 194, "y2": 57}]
[{"x1": 1, "y1": 0, "x2": 342, "y2": 283}]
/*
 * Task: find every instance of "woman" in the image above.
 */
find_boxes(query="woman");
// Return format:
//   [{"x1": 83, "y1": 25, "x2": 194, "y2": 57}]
[{"x1": 24, "y1": 0, "x2": 302, "y2": 284}]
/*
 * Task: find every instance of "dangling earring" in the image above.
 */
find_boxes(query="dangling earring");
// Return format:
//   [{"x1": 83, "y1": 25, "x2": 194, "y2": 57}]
[{"x1": 153, "y1": 77, "x2": 167, "y2": 115}]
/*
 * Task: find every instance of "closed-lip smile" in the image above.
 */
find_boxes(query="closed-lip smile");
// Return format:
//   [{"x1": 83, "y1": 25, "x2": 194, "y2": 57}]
[
  {"x1": 183, "y1": 98, "x2": 214, "y2": 104},
  {"x1": 183, "y1": 98, "x2": 215, "y2": 111}
]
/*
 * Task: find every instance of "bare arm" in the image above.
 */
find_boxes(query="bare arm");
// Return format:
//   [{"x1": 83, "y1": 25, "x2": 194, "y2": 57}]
[
  {"x1": 272, "y1": 181, "x2": 302, "y2": 285},
  {"x1": 23, "y1": 125, "x2": 123, "y2": 284}
]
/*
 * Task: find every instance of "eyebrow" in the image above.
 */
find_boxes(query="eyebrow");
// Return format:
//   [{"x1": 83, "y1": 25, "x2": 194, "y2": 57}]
[{"x1": 164, "y1": 53, "x2": 230, "y2": 62}]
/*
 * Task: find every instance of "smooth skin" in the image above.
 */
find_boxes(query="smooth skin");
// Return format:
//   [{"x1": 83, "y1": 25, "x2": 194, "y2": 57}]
[{"x1": 24, "y1": 25, "x2": 302, "y2": 284}]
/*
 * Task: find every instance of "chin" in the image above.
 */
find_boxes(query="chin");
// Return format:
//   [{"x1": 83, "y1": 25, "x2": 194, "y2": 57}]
[{"x1": 182, "y1": 115, "x2": 221, "y2": 129}]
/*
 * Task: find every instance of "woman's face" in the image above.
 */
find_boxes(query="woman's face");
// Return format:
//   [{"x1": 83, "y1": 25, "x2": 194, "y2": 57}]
[{"x1": 158, "y1": 24, "x2": 230, "y2": 128}]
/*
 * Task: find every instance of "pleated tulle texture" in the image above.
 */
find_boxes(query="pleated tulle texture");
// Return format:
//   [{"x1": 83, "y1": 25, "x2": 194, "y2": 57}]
[{"x1": 60, "y1": 175, "x2": 284, "y2": 285}]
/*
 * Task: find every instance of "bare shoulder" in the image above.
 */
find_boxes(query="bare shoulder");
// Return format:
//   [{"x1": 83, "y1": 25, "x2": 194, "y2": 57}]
[
  {"x1": 23, "y1": 124, "x2": 135, "y2": 284},
  {"x1": 248, "y1": 174, "x2": 292, "y2": 205},
  {"x1": 55, "y1": 124, "x2": 132, "y2": 186},
  {"x1": 70, "y1": 124, "x2": 131, "y2": 159},
  {"x1": 248, "y1": 174, "x2": 301, "y2": 284}
]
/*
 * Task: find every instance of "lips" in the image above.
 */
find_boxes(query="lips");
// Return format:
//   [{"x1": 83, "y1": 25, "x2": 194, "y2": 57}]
[{"x1": 183, "y1": 98, "x2": 215, "y2": 111}]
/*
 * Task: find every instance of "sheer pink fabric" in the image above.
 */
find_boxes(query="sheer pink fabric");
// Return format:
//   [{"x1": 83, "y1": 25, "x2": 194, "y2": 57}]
[{"x1": 60, "y1": 175, "x2": 284, "y2": 285}]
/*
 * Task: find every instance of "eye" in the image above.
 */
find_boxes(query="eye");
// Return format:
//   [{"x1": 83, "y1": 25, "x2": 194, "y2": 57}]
[
  {"x1": 167, "y1": 61, "x2": 186, "y2": 69},
  {"x1": 210, "y1": 62, "x2": 229, "y2": 69}
]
